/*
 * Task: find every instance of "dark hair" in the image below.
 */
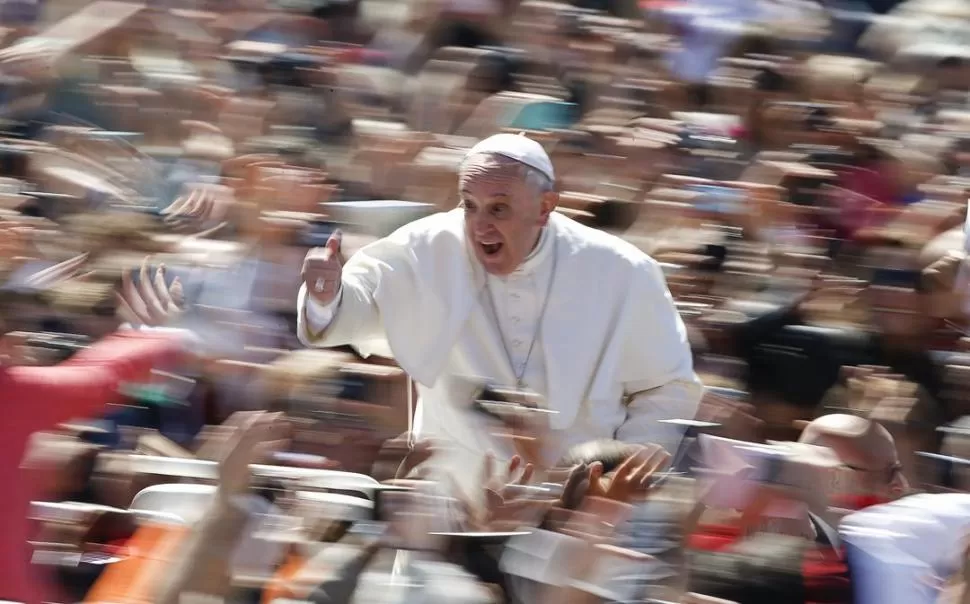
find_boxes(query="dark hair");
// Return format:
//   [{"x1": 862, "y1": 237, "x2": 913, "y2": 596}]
[
  {"x1": 479, "y1": 51, "x2": 519, "y2": 95},
  {"x1": 688, "y1": 534, "x2": 807, "y2": 604},
  {"x1": 558, "y1": 439, "x2": 641, "y2": 474},
  {"x1": 943, "y1": 136, "x2": 970, "y2": 174},
  {"x1": 698, "y1": 243, "x2": 728, "y2": 273},
  {"x1": 938, "y1": 56, "x2": 965, "y2": 70},
  {"x1": 736, "y1": 33, "x2": 778, "y2": 58},
  {"x1": 755, "y1": 67, "x2": 788, "y2": 93}
]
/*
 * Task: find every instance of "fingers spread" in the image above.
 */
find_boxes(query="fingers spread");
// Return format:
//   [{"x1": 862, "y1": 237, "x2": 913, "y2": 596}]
[
  {"x1": 119, "y1": 269, "x2": 150, "y2": 324},
  {"x1": 154, "y1": 265, "x2": 176, "y2": 311}
]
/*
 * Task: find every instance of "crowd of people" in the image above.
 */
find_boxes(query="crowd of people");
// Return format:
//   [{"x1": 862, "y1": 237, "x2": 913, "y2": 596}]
[{"x1": 4, "y1": 0, "x2": 970, "y2": 602}]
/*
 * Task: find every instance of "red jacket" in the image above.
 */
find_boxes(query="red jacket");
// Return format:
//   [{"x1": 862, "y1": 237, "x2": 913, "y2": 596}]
[{"x1": 0, "y1": 331, "x2": 185, "y2": 603}]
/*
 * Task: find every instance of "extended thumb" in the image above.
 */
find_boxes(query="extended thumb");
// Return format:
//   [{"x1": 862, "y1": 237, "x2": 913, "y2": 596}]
[{"x1": 326, "y1": 229, "x2": 343, "y2": 253}]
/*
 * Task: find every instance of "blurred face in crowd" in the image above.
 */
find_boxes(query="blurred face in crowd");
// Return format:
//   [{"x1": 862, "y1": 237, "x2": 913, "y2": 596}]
[
  {"x1": 802, "y1": 420, "x2": 908, "y2": 502},
  {"x1": 459, "y1": 153, "x2": 557, "y2": 275}
]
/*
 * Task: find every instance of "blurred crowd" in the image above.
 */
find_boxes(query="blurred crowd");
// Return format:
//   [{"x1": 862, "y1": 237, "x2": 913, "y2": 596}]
[{"x1": 6, "y1": 0, "x2": 970, "y2": 602}]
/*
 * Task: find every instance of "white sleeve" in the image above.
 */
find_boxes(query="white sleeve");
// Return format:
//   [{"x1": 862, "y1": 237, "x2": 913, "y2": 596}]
[
  {"x1": 303, "y1": 287, "x2": 344, "y2": 332},
  {"x1": 617, "y1": 378, "x2": 703, "y2": 456}
]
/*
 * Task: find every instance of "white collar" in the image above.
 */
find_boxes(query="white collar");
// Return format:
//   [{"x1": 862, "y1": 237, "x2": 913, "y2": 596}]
[{"x1": 508, "y1": 224, "x2": 553, "y2": 278}]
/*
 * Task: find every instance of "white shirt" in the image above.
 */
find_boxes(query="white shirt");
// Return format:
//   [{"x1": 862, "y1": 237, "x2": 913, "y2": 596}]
[{"x1": 840, "y1": 493, "x2": 970, "y2": 604}]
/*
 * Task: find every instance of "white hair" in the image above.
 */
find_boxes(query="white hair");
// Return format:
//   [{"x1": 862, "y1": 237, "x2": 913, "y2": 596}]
[{"x1": 460, "y1": 151, "x2": 554, "y2": 196}]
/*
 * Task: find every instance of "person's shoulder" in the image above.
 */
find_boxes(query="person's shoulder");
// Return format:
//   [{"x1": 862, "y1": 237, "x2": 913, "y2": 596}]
[
  {"x1": 385, "y1": 209, "x2": 464, "y2": 246},
  {"x1": 842, "y1": 493, "x2": 970, "y2": 530},
  {"x1": 552, "y1": 212, "x2": 658, "y2": 270}
]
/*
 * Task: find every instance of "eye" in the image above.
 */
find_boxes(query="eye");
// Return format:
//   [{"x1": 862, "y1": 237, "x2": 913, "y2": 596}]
[
  {"x1": 461, "y1": 200, "x2": 476, "y2": 212},
  {"x1": 490, "y1": 204, "x2": 509, "y2": 219}
]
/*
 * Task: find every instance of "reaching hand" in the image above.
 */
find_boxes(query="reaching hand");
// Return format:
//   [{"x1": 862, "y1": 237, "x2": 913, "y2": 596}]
[
  {"x1": 212, "y1": 411, "x2": 290, "y2": 502},
  {"x1": 585, "y1": 445, "x2": 670, "y2": 504},
  {"x1": 557, "y1": 496, "x2": 635, "y2": 543},
  {"x1": 302, "y1": 230, "x2": 343, "y2": 306},
  {"x1": 483, "y1": 452, "x2": 535, "y2": 495},
  {"x1": 923, "y1": 251, "x2": 963, "y2": 294},
  {"x1": 24, "y1": 254, "x2": 92, "y2": 290},
  {"x1": 457, "y1": 453, "x2": 551, "y2": 532},
  {"x1": 161, "y1": 184, "x2": 233, "y2": 237},
  {"x1": 697, "y1": 391, "x2": 763, "y2": 443},
  {"x1": 116, "y1": 260, "x2": 183, "y2": 328},
  {"x1": 0, "y1": 40, "x2": 59, "y2": 80},
  {"x1": 395, "y1": 437, "x2": 437, "y2": 480}
]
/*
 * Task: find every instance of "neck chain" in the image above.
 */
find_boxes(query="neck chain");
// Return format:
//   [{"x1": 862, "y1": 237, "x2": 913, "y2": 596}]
[{"x1": 480, "y1": 234, "x2": 559, "y2": 389}]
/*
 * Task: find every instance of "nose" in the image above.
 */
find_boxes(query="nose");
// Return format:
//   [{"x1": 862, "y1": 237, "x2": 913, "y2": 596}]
[
  {"x1": 468, "y1": 214, "x2": 496, "y2": 236},
  {"x1": 889, "y1": 471, "x2": 909, "y2": 497}
]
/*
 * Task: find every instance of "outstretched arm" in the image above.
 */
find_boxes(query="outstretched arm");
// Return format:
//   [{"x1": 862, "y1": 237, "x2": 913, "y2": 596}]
[
  {"x1": 296, "y1": 279, "x2": 384, "y2": 349},
  {"x1": 8, "y1": 330, "x2": 186, "y2": 435},
  {"x1": 297, "y1": 231, "x2": 387, "y2": 352}
]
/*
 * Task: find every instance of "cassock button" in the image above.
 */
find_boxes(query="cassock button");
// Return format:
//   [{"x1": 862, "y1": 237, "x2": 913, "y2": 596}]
[
  {"x1": 510, "y1": 292, "x2": 520, "y2": 300},
  {"x1": 512, "y1": 317, "x2": 521, "y2": 324},
  {"x1": 513, "y1": 339, "x2": 523, "y2": 347}
]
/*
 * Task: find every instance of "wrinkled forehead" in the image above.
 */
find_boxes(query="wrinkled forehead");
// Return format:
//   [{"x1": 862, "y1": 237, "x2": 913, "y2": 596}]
[{"x1": 459, "y1": 152, "x2": 529, "y2": 192}]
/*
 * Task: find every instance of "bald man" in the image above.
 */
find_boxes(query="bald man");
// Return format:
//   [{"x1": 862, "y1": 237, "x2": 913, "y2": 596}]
[{"x1": 799, "y1": 413, "x2": 908, "y2": 509}]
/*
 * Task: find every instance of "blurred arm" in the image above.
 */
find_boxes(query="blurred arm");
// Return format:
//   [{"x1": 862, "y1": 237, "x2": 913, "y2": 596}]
[
  {"x1": 153, "y1": 499, "x2": 250, "y2": 604},
  {"x1": 304, "y1": 542, "x2": 382, "y2": 604},
  {"x1": 733, "y1": 302, "x2": 802, "y2": 357},
  {"x1": 8, "y1": 331, "x2": 185, "y2": 433}
]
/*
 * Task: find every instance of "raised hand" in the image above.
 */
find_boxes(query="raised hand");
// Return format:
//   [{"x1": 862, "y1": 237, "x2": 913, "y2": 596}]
[
  {"x1": 457, "y1": 453, "x2": 551, "y2": 532},
  {"x1": 586, "y1": 444, "x2": 670, "y2": 504},
  {"x1": 213, "y1": 411, "x2": 290, "y2": 502},
  {"x1": 302, "y1": 230, "x2": 343, "y2": 306},
  {"x1": 116, "y1": 260, "x2": 183, "y2": 327},
  {"x1": 161, "y1": 184, "x2": 233, "y2": 236}
]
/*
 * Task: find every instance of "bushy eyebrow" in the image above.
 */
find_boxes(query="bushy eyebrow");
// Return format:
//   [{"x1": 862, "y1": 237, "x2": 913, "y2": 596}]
[{"x1": 460, "y1": 191, "x2": 511, "y2": 201}]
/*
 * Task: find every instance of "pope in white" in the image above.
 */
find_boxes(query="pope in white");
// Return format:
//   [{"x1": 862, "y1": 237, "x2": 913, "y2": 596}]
[{"x1": 296, "y1": 133, "x2": 702, "y2": 492}]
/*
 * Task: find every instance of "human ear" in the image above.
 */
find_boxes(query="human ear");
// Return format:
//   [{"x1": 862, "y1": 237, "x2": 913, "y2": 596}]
[{"x1": 538, "y1": 191, "x2": 558, "y2": 225}]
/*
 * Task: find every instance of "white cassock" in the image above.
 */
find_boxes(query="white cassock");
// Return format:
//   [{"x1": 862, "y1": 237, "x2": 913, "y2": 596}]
[{"x1": 297, "y1": 209, "x2": 702, "y2": 496}]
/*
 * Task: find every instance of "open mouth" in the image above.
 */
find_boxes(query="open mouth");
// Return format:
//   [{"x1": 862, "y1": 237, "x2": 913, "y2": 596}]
[{"x1": 481, "y1": 242, "x2": 503, "y2": 256}]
